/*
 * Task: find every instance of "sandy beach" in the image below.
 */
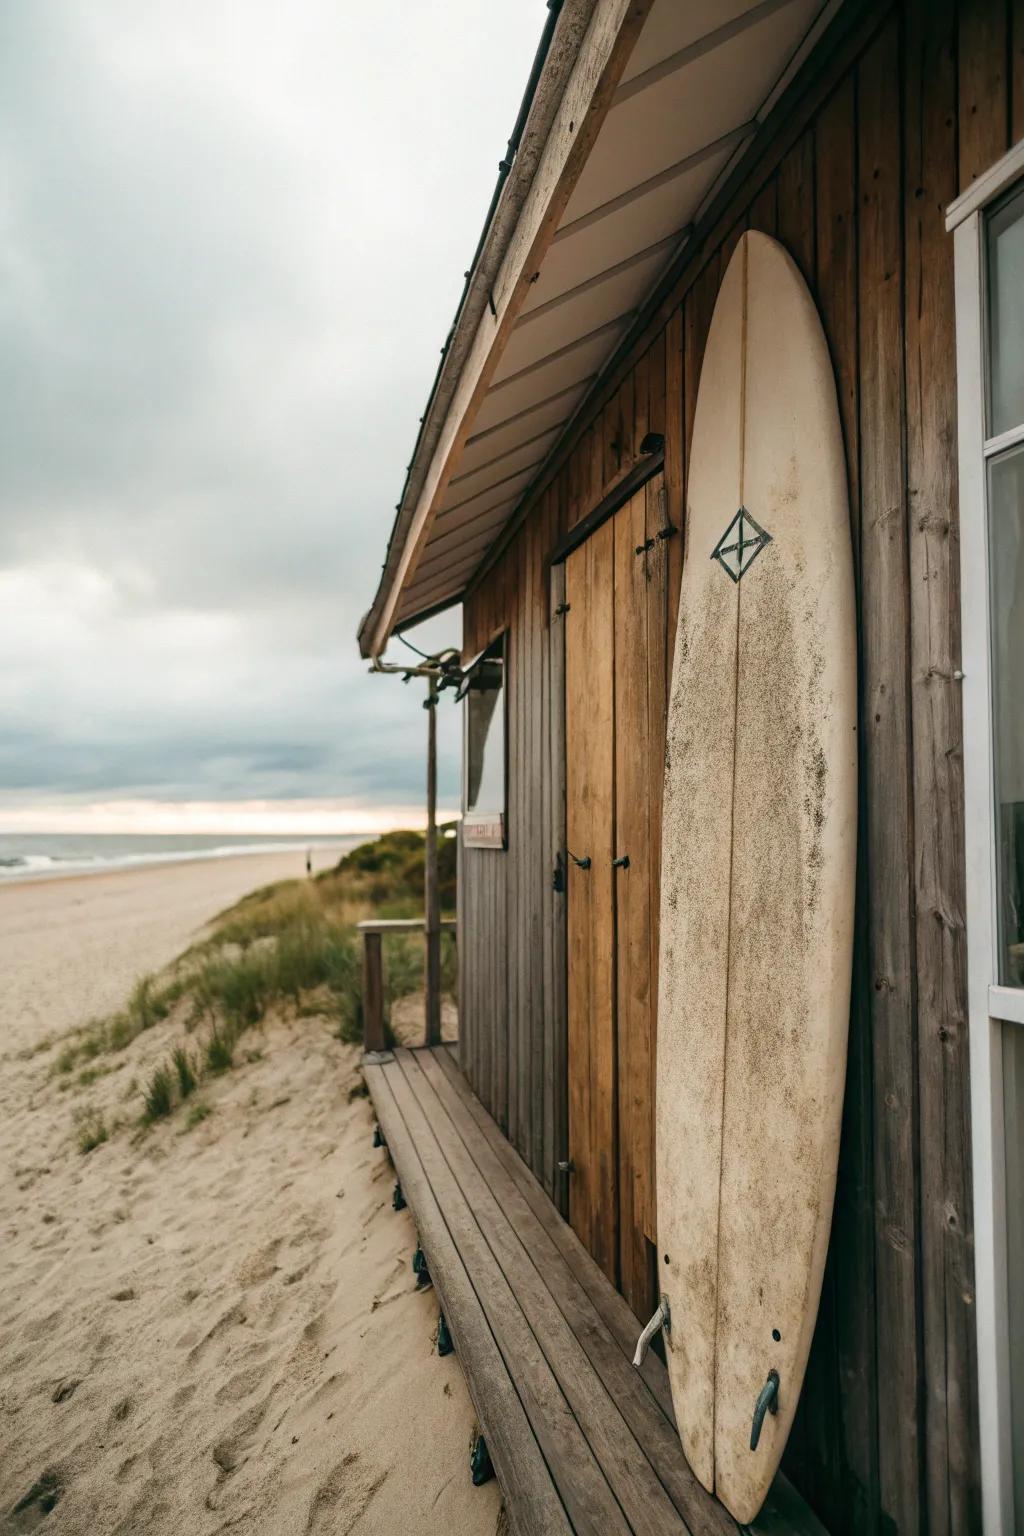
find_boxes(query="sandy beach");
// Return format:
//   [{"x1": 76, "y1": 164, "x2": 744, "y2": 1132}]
[{"x1": 0, "y1": 855, "x2": 500, "y2": 1534}]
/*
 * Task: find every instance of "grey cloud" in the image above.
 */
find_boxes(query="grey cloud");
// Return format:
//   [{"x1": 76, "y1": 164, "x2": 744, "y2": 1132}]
[{"x1": 0, "y1": 0, "x2": 542, "y2": 813}]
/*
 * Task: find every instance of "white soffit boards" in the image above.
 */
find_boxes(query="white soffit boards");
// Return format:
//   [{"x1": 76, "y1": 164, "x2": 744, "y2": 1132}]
[{"x1": 396, "y1": 0, "x2": 828, "y2": 628}]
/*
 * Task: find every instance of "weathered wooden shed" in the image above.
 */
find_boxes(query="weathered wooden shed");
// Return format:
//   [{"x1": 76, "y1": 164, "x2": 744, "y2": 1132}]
[{"x1": 358, "y1": 2, "x2": 1024, "y2": 1531}]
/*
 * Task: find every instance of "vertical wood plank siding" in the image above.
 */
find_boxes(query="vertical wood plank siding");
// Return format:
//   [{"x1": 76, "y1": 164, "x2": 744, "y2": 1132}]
[{"x1": 456, "y1": 1, "x2": 1012, "y2": 1527}]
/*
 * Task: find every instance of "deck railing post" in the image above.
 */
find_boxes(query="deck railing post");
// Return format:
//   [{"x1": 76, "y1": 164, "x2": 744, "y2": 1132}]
[
  {"x1": 424, "y1": 673, "x2": 442, "y2": 1047},
  {"x1": 358, "y1": 916, "x2": 454, "y2": 1051},
  {"x1": 362, "y1": 929, "x2": 385, "y2": 1053}
]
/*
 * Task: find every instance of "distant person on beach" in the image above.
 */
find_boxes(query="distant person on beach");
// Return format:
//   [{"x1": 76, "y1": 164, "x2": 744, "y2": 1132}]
[{"x1": 306, "y1": 848, "x2": 312, "y2": 877}]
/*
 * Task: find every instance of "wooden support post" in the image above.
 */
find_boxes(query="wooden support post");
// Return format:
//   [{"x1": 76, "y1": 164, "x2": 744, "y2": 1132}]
[
  {"x1": 425, "y1": 673, "x2": 442, "y2": 1047},
  {"x1": 362, "y1": 929, "x2": 385, "y2": 1054}
]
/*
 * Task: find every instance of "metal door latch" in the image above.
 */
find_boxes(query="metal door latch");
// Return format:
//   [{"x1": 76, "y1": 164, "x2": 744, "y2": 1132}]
[
  {"x1": 556, "y1": 1159, "x2": 575, "y2": 1176},
  {"x1": 567, "y1": 850, "x2": 591, "y2": 870},
  {"x1": 552, "y1": 853, "x2": 565, "y2": 893},
  {"x1": 612, "y1": 854, "x2": 630, "y2": 869},
  {"x1": 750, "y1": 1370, "x2": 780, "y2": 1450},
  {"x1": 633, "y1": 1296, "x2": 671, "y2": 1367}
]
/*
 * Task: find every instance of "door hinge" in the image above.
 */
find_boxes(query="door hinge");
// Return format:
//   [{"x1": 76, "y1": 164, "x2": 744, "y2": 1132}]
[{"x1": 656, "y1": 484, "x2": 677, "y2": 541}]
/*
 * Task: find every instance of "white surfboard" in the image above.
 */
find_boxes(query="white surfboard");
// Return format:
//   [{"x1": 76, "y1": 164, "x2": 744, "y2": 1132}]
[{"x1": 655, "y1": 231, "x2": 856, "y2": 1524}]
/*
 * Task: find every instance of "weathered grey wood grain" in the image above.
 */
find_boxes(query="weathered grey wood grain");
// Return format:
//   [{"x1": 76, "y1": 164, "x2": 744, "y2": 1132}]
[
  {"x1": 776, "y1": 130, "x2": 815, "y2": 284},
  {"x1": 399, "y1": 1050, "x2": 688, "y2": 1536},
  {"x1": 363, "y1": 1060, "x2": 572, "y2": 1536},
  {"x1": 810, "y1": 85, "x2": 878, "y2": 1533},
  {"x1": 433, "y1": 1042, "x2": 673, "y2": 1409},
  {"x1": 361, "y1": 930, "x2": 385, "y2": 1054},
  {"x1": 859, "y1": 24, "x2": 921, "y2": 1536},
  {"x1": 958, "y1": 0, "x2": 1009, "y2": 190},
  {"x1": 904, "y1": 1, "x2": 981, "y2": 1528},
  {"x1": 416, "y1": 1048, "x2": 734, "y2": 1536},
  {"x1": 382, "y1": 1051, "x2": 631, "y2": 1535}
]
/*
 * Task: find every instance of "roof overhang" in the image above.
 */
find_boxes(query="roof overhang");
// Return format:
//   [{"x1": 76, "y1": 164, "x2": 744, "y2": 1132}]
[{"x1": 358, "y1": 0, "x2": 843, "y2": 658}]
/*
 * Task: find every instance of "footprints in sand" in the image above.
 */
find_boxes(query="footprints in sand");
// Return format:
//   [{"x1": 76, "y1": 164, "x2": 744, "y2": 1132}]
[
  {"x1": 1, "y1": 1020, "x2": 496, "y2": 1535},
  {"x1": 7, "y1": 1468, "x2": 63, "y2": 1529},
  {"x1": 185, "y1": 1300, "x2": 248, "y2": 1365},
  {"x1": 305, "y1": 1452, "x2": 388, "y2": 1535},
  {"x1": 18, "y1": 1310, "x2": 61, "y2": 1343},
  {"x1": 211, "y1": 1395, "x2": 273, "y2": 1476},
  {"x1": 232, "y1": 1238, "x2": 282, "y2": 1289},
  {"x1": 214, "y1": 1362, "x2": 270, "y2": 1405},
  {"x1": 8, "y1": 1468, "x2": 63, "y2": 1527}
]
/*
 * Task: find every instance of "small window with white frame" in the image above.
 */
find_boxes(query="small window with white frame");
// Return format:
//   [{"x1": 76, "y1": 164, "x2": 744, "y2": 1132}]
[
  {"x1": 460, "y1": 634, "x2": 506, "y2": 849},
  {"x1": 950, "y1": 143, "x2": 1024, "y2": 1535}
]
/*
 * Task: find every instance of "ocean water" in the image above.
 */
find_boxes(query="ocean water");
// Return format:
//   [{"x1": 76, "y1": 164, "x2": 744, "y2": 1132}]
[{"x1": 0, "y1": 832, "x2": 364, "y2": 882}]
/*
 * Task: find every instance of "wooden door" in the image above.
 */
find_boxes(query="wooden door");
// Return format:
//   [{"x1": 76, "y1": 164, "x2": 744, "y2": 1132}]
[
  {"x1": 565, "y1": 475, "x2": 669, "y2": 1319},
  {"x1": 565, "y1": 517, "x2": 617, "y2": 1281}
]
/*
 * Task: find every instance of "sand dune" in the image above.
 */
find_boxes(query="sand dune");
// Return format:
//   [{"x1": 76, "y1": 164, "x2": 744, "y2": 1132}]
[
  {"x1": 0, "y1": 848, "x2": 341, "y2": 1058},
  {"x1": 0, "y1": 857, "x2": 501, "y2": 1534}
]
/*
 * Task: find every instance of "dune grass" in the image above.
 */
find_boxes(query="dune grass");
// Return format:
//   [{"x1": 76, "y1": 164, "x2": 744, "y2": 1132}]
[
  {"x1": 185, "y1": 1100, "x2": 213, "y2": 1130},
  {"x1": 142, "y1": 1065, "x2": 174, "y2": 1123},
  {"x1": 62, "y1": 829, "x2": 458, "y2": 1138},
  {"x1": 204, "y1": 1025, "x2": 234, "y2": 1074},
  {"x1": 75, "y1": 1106, "x2": 108, "y2": 1155},
  {"x1": 172, "y1": 1046, "x2": 197, "y2": 1099}
]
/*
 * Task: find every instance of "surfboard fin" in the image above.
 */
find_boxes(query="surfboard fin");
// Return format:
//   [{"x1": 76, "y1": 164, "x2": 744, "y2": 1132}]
[
  {"x1": 749, "y1": 1370, "x2": 780, "y2": 1451},
  {"x1": 632, "y1": 1296, "x2": 670, "y2": 1368}
]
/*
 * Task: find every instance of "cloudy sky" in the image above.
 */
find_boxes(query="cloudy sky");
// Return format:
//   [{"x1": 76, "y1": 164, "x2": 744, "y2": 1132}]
[{"x1": 0, "y1": 1, "x2": 542, "y2": 833}]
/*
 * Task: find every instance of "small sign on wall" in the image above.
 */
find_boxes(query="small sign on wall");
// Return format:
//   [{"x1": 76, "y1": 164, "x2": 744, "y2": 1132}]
[{"x1": 462, "y1": 811, "x2": 505, "y2": 849}]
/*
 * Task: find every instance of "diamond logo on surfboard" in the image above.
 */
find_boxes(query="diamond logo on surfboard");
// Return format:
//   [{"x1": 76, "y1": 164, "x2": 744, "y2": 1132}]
[{"x1": 711, "y1": 506, "x2": 772, "y2": 582}]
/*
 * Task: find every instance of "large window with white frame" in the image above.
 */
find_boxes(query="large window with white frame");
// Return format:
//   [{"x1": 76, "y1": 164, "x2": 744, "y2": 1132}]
[{"x1": 950, "y1": 144, "x2": 1024, "y2": 1536}]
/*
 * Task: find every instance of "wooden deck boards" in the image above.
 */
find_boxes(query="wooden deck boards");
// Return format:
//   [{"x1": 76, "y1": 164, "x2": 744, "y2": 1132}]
[{"x1": 363, "y1": 1045, "x2": 827, "y2": 1536}]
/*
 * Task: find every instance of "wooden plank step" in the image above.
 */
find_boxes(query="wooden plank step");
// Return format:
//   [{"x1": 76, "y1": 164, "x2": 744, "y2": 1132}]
[
  {"x1": 379, "y1": 1053, "x2": 632, "y2": 1534},
  {"x1": 433, "y1": 1041, "x2": 677, "y2": 1416},
  {"x1": 430, "y1": 1048, "x2": 826, "y2": 1536},
  {"x1": 412, "y1": 1048, "x2": 725, "y2": 1534},
  {"x1": 394, "y1": 1048, "x2": 690, "y2": 1536},
  {"x1": 362, "y1": 1059, "x2": 573, "y2": 1536}
]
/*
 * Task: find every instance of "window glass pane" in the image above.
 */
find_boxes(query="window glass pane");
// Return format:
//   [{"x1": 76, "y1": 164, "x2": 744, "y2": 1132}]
[
  {"x1": 1003, "y1": 1023, "x2": 1024, "y2": 1524},
  {"x1": 988, "y1": 184, "x2": 1024, "y2": 437},
  {"x1": 465, "y1": 642, "x2": 504, "y2": 815},
  {"x1": 989, "y1": 445, "x2": 1024, "y2": 982}
]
